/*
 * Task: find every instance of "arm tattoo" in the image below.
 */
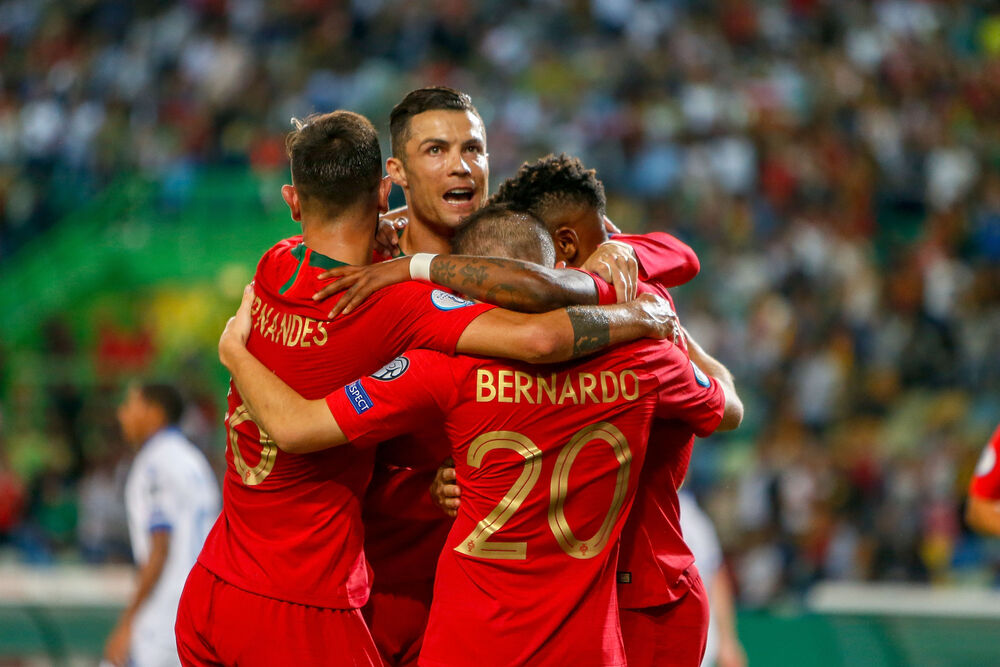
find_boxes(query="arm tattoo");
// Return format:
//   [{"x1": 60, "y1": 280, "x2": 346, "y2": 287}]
[
  {"x1": 566, "y1": 306, "x2": 611, "y2": 358},
  {"x1": 431, "y1": 258, "x2": 457, "y2": 283},
  {"x1": 459, "y1": 263, "x2": 489, "y2": 287}
]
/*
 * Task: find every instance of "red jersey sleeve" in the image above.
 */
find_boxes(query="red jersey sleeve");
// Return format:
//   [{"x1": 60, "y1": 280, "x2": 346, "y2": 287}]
[
  {"x1": 646, "y1": 342, "x2": 725, "y2": 437},
  {"x1": 372, "y1": 283, "x2": 496, "y2": 356},
  {"x1": 566, "y1": 267, "x2": 617, "y2": 305},
  {"x1": 613, "y1": 232, "x2": 700, "y2": 288},
  {"x1": 970, "y1": 426, "x2": 1000, "y2": 500},
  {"x1": 325, "y1": 350, "x2": 457, "y2": 449}
]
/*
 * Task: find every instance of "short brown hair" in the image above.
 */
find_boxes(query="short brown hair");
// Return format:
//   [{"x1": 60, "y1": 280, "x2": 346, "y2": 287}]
[
  {"x1": 389, "y1": 87, "x2": 482, "y2": 159},
  {"x1": 138, "y1": 382, "x2": 184, "y2": 425},
  {"x1": 285, "y1": 110, "x2": 382, "y2": 210},
  {"x1": 452, "y1": 203, "x2": 555, "y2": 267}
]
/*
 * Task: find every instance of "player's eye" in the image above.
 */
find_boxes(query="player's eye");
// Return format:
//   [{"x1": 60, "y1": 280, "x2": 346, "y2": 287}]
[
  {"x1": 428, "y1": 146, "x2": 442, "y2": 155},
  {"x1": 465, "y1": 145, "x2": 483, "y2": 154}
]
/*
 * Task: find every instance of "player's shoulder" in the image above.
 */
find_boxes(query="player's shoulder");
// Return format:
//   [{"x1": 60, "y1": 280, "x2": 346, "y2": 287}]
[
  {"x1": 145, "y1": 429, "x2": 204, "y2": 470},
  {"x1": 973, "y1": 425, "x2": 1000, "y2": 481},
  {"x1": 369, "y1": 348, "x2": 460, "y2": 378},
  {"x1": 254, "y1": 235, "x2": 305, "y2": 283},
  {"x1": 369, "y1": 282, "x2": 478, "y2": 314}
]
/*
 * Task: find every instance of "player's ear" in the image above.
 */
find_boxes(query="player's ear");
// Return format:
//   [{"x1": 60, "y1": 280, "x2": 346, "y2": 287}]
[
  {"x1": 377, "y1": 175, "x2": 392, "y2": 214},
  {"x1": 281, "y1": 184, "x2": 302, "y2": 222},
  {"x1": 386, "y1": 157, "x2": 407, "y2": 188},
  {"x1": 553, "y1": 227, "x2": 580, "y2": 266}
]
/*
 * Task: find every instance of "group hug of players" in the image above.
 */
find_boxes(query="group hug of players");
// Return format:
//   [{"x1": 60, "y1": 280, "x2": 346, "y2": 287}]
[{"x1": 173, "y1": 87, "x2": 744, "y2": 667}]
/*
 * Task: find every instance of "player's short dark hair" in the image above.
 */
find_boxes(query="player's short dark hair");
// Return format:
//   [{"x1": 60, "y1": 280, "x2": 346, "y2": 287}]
[
  {"x1": 285, "y1": 110, "x2": 382, "y2": 211},
  {"x1": 452, "y1": 203, "x2": 555, "y2": 267},
  {"x1": 138, "y1": 383, "x2": 184, "y2": 425},
  {"x1": 491, "y1": 153, "x2": 607, "y2": 226},
  {"x1": 389, "y1": 87, "x2": 482, "y2": 159}
]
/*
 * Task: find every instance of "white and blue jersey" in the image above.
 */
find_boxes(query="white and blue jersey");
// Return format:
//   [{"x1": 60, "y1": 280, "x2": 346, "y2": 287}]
[{"x1": 125, "y1": 427, "x2": 220, "y2": 667}]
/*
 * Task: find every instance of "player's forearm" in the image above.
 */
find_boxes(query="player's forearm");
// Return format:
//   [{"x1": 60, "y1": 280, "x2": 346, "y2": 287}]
[
  {"x1": 966, "y1": 497, "x2": 1000, "y2": 536},
  {"x1": 549, "y1": 302, "x2": 667, "y2": 362},
  {"x1": 429, "y1": 255, "x2": 598, "y2": 312},
  {"x1": 124, "y1": 531, "x2": 169, "y2": 620},
  {"x1": 220, "y1": 340, "x2": 346, "y2": 452},
  {"x1": 459, "y1": 294, "x2": 672, "y2": 363},
  {"x1": 711, "y1": 566, "x2": 741, "y2": 646},
  {"x1": 684, "y1": 333, "x2": 743, "y2": 430}
]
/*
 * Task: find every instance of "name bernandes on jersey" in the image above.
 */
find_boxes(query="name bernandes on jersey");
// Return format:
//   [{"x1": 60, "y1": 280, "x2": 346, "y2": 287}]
[{"x1": 251, "y1": 296, "x2": 329, "y2": 349}]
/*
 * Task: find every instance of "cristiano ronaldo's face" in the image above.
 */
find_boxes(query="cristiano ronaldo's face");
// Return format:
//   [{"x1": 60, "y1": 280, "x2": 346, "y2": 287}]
[{"x1": 389, "y1": 109, "x2": 489, "y2": 230}]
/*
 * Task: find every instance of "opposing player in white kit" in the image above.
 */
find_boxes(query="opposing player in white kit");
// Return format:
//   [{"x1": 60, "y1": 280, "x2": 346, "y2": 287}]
[
  {"x1": 678, "y1": 490, "x2": 747, "y2": 667},
  {"x1": 105, "y1": 383, "x2": 220, "y2": 667}
]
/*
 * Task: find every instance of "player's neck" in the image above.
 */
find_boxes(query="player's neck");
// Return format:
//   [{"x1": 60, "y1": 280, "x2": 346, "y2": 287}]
[
  {"x1": 398, "y1": 215, "x2": 453, "y2": 256},
  {"x1": 300, "y1": 214, "x2": 376, "y2": 266}
]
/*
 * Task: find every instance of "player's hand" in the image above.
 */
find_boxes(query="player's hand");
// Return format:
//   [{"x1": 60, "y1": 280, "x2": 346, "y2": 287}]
[
  {"x1": 603, "y1": 215, "x2": 622, "y2": 234},
  {"x1": 219, "y1": 284, "x2": 255, "y2": 365},
  {"x1": 374, "y1": 215, "x2": 407, "y2": 259},
  {"x1": 314, "y1": 257, "x2": 412, "y2": 317},
  {"x1": 717, "y1": 636, "x2": 748, "y2": 667},
  {"x1": 103, "y1": 618, "x2": 131, "y2": 667},
  {"x1": 583, "y1": 241, "x2": 638, "y2": 302},
  {"x1": 430, "y1": 458, "x2": 461, "y2": 518},
  {"x1": 631, "y1": 293, "x2": 680, "y2": 343}
]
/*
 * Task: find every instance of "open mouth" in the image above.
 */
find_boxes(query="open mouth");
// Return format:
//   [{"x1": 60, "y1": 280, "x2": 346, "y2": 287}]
[{"x1": 443, "y1": 188, "x2": 475, "y2": 204}]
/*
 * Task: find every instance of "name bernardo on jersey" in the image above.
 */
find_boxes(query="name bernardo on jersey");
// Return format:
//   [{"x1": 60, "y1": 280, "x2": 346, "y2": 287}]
[
  {"x1": 251, "y1": 296, "x2": 329, "y2": 349},
  {"x1": 476, "y1": 368, "x2": 641, "y2": 405}
]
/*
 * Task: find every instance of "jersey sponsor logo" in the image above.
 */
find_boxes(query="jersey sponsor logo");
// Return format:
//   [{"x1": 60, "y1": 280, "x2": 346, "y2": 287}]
[
  {"x1": 476, "y1": 368, "x2": 640, "y2": 405},
  {"x1": 691, "y1": 361, "x2": 711, "y2": 388},
  {"x1": 371, "y1": 356, "x2": 409, "y2": 381},
  {"x1": 975, "y1": 444, "x2": 997, "y2": 478},
  {"x1": 431, "y1": 289, "x2": 475, "y2": 311},
  {"x1": 346, "y1": 380, "x2": 374, "y2": 414}
]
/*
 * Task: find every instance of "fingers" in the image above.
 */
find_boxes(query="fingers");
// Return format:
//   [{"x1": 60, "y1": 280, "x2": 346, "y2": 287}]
[
  {"x1": 314, "y1": 273, "x2": 359, "y2": 302},
  {"x1": 613, "y1": 254, "x2": 637, "y2": 301},
  {"x1": 330, "y1": 286, "x2": 366, "y2": 318},
  {"x1": 625, "y1": 257, "x2": 638, "y2": 300},
  {"x1": 317, "y1": 267, "x2": 351, "y2": 280},
  {"x1": 606, "y1": 259, "x2": 627, "y2": 303},
  {"x1": 603, "y1": 215, "x2": 621, "y2": 234}
]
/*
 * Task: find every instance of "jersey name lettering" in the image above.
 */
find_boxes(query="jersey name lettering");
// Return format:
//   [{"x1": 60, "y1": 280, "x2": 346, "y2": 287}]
[
  {"x1": 251, "y1": 296, "x2": 329, "y2": 349},
  {"x1": 476, "y1": 369, "x2": 640, "y2": 405}
]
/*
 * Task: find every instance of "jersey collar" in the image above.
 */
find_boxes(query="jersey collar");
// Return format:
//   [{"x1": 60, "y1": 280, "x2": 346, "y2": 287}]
[{"x1": 280, "y1": 243, "x2": 350, "y2": 294}]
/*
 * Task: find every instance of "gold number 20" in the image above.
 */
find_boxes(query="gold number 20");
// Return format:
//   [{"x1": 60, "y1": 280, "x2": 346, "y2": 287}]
[
  {"x1": 226, "y1": 402, "x2": 278, "y2": 486},
  {"x1": 456, "y1": 422, "x2": 631, "y2": 561}
]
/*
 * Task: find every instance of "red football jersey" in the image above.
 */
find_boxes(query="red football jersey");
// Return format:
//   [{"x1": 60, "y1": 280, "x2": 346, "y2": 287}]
[
  {"x1": 970, "y1": 425, "x2": 1000, "y2": 500},
  {"x1": 196, "y1": 236, "x2": 494, "y2": 609},
  {"x1": 613, "y1": 231, "x2": 700, "y2": 288},
  {"x1": 362, "y1": 428, "x2": 453, "y2": 590},
  {"x1": 326, "y1": 342, "x2": 724, "y2": 667},
  {"x1": 363, "y1": 270, "x2": 611, "y2": 593}
]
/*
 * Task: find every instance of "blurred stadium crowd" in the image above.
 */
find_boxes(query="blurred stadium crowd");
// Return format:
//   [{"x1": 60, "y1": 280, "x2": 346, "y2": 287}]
[{"x1": 1, "y1": 0, "x2": 999, "y2": 608}]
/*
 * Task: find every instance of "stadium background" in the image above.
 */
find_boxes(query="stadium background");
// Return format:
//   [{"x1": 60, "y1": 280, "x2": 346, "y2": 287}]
[{"x1": 0, "y1": 0, "x2": 999, "y2": 664}]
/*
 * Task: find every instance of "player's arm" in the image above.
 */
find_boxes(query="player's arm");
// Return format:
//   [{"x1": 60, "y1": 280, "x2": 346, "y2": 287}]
[
  {"x1": 317, "y1": 255, "x2": 605, "y2": 317},
  {"x1": 219, "y1": 288, "x2": 347, "y2": 453},
  {"x1": 683, "y1": 328, "x2": 743, "y2": 431},
  {"x1": 711, "y1": 565, "x2": 748, "y2": 667},
  {"x1": 611, "y1": 231, "x2": 700, "y2": 288},
  {"x1": 456, "y1": 293, "x2": 677, "y2": 363},
  {"x1": 104, "y1": 526, "x2": 170, "y2": 665}
]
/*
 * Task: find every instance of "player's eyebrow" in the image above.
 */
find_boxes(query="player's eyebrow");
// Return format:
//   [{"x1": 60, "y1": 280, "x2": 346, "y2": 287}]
[{"x1": 419, "y1": 138, "x2": 450, "y2": 149}]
